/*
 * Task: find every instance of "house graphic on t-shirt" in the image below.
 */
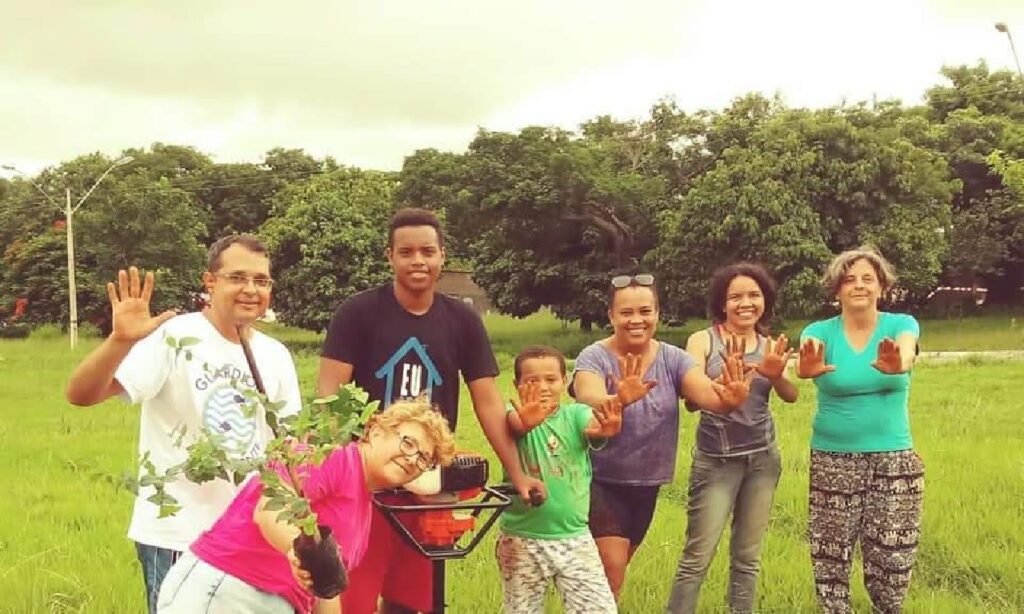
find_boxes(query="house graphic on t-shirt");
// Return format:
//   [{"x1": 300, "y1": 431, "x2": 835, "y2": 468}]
[{"x1": 374, "y1": 337, "x2": 443, "y2": 405}]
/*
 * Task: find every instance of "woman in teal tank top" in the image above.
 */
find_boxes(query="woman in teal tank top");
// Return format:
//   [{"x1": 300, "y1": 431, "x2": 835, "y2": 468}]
[{"x1": 797, "y1": 246, "x2": 924, "y2": 614}]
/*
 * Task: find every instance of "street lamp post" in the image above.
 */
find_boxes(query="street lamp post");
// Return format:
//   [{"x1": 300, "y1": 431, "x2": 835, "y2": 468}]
[
  {"x1": 2, "y1": 156, "x2": 133, "y2": 348},
  {"x1": 995, "y1": 22, "x2": 1023, "y2": 78}
]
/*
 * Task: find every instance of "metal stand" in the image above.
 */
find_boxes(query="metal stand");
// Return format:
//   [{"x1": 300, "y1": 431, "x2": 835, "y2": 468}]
[{"x1": 374, "y1": 486, "x2": 512, "y2": 613}]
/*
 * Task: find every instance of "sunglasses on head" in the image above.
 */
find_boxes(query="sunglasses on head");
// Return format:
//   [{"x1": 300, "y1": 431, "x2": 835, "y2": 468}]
[{"x1": 610, "y1": 274, "x2": 655, "y2": 289}]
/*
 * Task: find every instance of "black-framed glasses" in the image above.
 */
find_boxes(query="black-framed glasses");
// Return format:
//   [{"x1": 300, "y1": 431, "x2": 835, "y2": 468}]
[
  {"x1": 610, "y1": 274, "x2": 654, "y2": 289},
  {"x1": 399, "y1": 435, "x2": 436, "y2": 471},
  {"x1": 214, "y1": 272, "x2": 274, "y2": 289}
]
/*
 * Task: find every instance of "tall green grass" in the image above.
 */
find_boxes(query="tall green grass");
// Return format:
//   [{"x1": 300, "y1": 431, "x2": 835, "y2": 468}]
[{"x1": 0, "y1": 326, "x2": 1021, "y2": 613}]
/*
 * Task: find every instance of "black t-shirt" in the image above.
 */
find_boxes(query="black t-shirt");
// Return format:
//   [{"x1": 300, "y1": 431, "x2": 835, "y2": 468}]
[{"x1": 321, "y1": 284, "x2": 499, "y2": 430}]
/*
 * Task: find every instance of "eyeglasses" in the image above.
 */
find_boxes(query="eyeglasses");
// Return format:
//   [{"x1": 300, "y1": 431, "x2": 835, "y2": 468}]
[
  {"x1": 399, "y1": 435, "x2": 437, "y2": 471},
  {"x1": 214, "y1": 273, "x2": 275, "y2": 289},
  {"x1": 610, "y1": 274, "x2": 654, "y2": 289}
]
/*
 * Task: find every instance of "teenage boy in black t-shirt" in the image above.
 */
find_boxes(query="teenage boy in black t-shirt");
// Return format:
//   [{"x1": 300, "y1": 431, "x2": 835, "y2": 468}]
[{"x1": 318, "y1": 207, "x2": 546, "y2": 614}]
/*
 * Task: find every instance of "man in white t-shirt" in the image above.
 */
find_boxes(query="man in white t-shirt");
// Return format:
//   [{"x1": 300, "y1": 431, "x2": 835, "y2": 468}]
[{"x1": 66, "y1": 235, "x2": 302, "y2": 614}]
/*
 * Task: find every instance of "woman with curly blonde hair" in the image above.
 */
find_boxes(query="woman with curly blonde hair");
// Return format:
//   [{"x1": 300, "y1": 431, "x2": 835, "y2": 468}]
[{"x1": 157, "y1": 399, "x2": 455, "y2": 614}]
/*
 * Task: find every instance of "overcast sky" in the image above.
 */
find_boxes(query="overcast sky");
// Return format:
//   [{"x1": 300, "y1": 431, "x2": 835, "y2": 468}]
[{"x1": 2, "y1": 0, "x2": 1022, "y2": 175}]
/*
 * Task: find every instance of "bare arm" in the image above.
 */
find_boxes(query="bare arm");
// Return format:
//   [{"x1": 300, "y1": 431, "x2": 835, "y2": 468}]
[
  {"x1": 571, "y1": 371, "x2": 615, "y2": 407},
  {"x1": 66, "y1": 337, "x2": 131, "y2": 405},
  {"x1": 312, "y1": 598, "x2": 341, "y2": 614},
  {"x1": 316, "y1": 358, "x2": 354, "y2": 398},
  {"x1": 469, "y1": 377, "x2": 527, "y2": 480},
  {"x1": 895, "y1": 332, "x2": 918, "y2": 372},
  {"x1": 770, "y1": 367, "x2": 799, "y2": 403},
  {"x1": 256, "y1": 492, "x2": 342, "y2": 613},
  {"x1": 66, "y1": 267, "x2": 174, "y2": 406},
  {"x1": 469, "y1": 377, "x2": 547, "y2": 500},
  {"x1": 507, "y1": 409, "x2": 528, "y2": 438},
  {"x1": 682, "y1": 331, "x2": 711, "y2": 412},
  {"x1": 681, "y1": 368, "x2": 733, "y2": 414},
  {"x1": 253, "y1": 494, "x2": 302, "y2": 555}
]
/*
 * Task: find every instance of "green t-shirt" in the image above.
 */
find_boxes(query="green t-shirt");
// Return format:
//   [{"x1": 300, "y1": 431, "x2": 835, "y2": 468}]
[
  {"x1": 500, "y1": 402, "x2": 593, "y2": 539},
  {"x1": 801, "y1": 312, "x2": 920, "y2": 453}
]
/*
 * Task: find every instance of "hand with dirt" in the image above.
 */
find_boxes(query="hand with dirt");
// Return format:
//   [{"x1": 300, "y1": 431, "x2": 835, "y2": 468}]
[
  {"x1": 797, "y1": 339, "x2": 836, "y2": 379},
  {"x1": 513, "y1": 474, "x2": 547, "y2": 507},
  {"x1": 750, "y1": 335, "x2": 794, "y2": 381},
  {"x1": 871, "y1": 337, "x2": 907, "y2": 374},
  {"x1": 710, "y1": 353, "x2": 750, "y2": 409},
  {"x1": 585, "y1": 396, "x2": 624, "y2": 439},
  {"x1": 615, "y1": 353, "x2": 657, "y2": 406},
  {"x1": 107, "y1": 266, "x2": 176, "y2": 342},
  {"x1": 510, "y1": 381, "x2": 556, "y2": 432},
  {"x1": 292, "y1": 526, "x2": 348, "y2": 598}
]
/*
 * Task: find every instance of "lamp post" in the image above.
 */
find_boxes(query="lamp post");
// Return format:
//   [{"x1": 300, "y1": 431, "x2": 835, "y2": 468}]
[
  {"x1": 2, "y1": 156, "x2": 134, "y2": 348},
  {"x1": 995, "y1": 22, "x2": 1023, "y2": 78}
]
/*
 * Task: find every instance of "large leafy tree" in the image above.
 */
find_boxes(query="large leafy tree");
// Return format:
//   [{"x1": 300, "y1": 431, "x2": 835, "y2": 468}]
[
  {"x1": 649, "y1": 102, "x2": 956, "y2": 318},
  {"x1": 426, "y1": 123, "x2": 668, "y2": 329},
  {"x1": 0, "y1": 164, "x2": 206, "y2": 328},
  {"x1": 926, "y1": 63, "x2": 1024, "y2": 301},
  {"x1": 261, "y1": 168, "x2": 396, "y2": 331}
]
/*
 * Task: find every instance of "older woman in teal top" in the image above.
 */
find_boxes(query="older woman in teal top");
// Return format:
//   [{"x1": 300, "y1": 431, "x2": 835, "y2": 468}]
[{"x1": 797, "y1": 246, "x2": 924, "y2": 614}]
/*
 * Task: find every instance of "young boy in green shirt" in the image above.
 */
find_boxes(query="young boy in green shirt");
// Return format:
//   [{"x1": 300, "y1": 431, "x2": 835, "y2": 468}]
[{"x1": 497, "y1": 345, "x2": 623, "y2": 613}]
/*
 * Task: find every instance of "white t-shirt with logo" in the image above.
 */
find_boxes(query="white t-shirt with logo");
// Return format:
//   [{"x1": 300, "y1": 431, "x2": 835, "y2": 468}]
[{"x1": 115, "y1": 312, "x2": 303, "y2": 551}]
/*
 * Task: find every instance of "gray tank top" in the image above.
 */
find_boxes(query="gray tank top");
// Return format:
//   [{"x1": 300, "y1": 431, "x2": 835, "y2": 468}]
[{"x1": 695, "y1": 325, "x2": 776, "y2": 456}]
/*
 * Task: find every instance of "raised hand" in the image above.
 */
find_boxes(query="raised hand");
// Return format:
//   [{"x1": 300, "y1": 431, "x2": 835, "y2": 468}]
[
  {"x1": 585, "y1": 396, "x2": 624, "y2": 439},
  {"x1": 797, "y1": 339, "x2": 836, "y2": 379},
  {"x1": 711, "y1": 353, "x2": 750, "y2": 409},
  {"x1": 720, "y1": 332, "x2": 756, "y2": 377},
  {"x1": 108, "y1": 267, "x2": 176, "y2": 342},
  {"x1": 871, "y1": 337, "x2": 906, "y2": 374},
  {"x1": 510, "y1": 381, "x2": 556, "y2": 431},
  {"x1": 752, "y1": 335, "x2": 794, "y2": 381},
  {"x1": 615, "y1": 353, "x2": 657, "y2": 406}
]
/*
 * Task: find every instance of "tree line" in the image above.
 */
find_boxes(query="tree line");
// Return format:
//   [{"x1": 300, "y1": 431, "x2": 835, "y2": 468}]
[{"x1": 1, "y1": 63, "x2": 1021, "y2": 332}]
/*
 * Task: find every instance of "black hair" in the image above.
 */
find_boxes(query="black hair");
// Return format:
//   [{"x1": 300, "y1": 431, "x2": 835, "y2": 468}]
[{"x1": 707, "y1": 262, "x2": 777, "y2": 335}]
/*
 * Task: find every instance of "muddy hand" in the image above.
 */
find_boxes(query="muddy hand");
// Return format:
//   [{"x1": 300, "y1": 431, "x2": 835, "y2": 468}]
[
  {"x1": 751, "y1": 334, "x2": 793, "y2": 380},
  {"x1": 510, "y1": 381, "x2": 555, "y2": 430},
  {"x1": 797, "y1": 339, "x2": 835, "y2": 379},
  {"x1": 711, "y1": 353, "x2": 750, "y2": 409},
  {"x1": 585, "y1": 396, "x2": 624, "y2": 438},
  {"x1": 615, "y1": 353, "x2": 657, "y2": 405},
  {"x1": 871, "y1": 337, "x2": 906, "y2": 374}
]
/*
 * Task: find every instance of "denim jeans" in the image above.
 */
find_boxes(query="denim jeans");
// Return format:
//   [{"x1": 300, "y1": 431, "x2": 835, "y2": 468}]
[
  {"x1": 665, "y1": 445, "x2": 782, "y2": 614},
  {"x1": 135, "y1": 542, "x2": 182, "y2": 614},
  {"x1": 156, "y1": 551, "x2": 293, "y2": 613}
]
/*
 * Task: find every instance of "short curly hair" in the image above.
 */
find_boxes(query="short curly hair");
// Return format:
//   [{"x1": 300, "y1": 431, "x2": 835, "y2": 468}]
[{"x1": 364, "y1": 398, "x2": 456, "y2": 467}]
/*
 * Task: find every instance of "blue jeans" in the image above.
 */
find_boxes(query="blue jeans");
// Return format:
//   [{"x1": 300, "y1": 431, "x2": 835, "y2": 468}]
[
  {"x1": 665, "y1": 445, "x2": 782, "y2": 614},
  {"x1": 135, "y1": 542, "x2": 182, "y2": 614},
  {"x1": 157, "y1": 551, "x2": 294, "y2": 613}
]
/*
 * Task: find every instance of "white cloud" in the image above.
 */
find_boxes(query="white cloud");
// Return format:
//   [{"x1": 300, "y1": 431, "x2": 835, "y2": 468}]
[{"x1": 1, "y1": 0, "x2": 1022, "y2": 174}]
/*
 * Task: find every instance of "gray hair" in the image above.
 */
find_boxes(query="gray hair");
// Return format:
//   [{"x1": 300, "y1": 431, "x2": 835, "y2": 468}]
[{"x1": 821, "y1": 245, "x2": 897, "y2": 296}]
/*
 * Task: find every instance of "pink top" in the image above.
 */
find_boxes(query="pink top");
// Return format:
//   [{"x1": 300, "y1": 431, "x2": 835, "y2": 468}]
[{"x1": 191, "y1": 443, "x2": 372, "y2": 613}]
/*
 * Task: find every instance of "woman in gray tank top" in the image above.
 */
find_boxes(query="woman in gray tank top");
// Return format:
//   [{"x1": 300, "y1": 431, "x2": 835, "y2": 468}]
[{"x1": 665, "y1": 263, "x2": 798, "y2": 614}]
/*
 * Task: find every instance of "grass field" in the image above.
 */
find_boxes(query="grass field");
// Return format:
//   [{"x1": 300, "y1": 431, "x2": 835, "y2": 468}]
[{"x1": 0, "y1": 313, "x2": 1021, "y2": 613}]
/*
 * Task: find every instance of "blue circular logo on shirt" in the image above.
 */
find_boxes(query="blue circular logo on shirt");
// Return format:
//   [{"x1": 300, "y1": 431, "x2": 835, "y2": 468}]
[{"x1": 202, "y1": 383, "x2": 258, "y2": 457}]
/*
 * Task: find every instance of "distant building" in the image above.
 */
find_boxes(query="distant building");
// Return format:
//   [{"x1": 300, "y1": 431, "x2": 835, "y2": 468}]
[{"x1": 436, "y1": 269, "x2": 492, "y2": 314}]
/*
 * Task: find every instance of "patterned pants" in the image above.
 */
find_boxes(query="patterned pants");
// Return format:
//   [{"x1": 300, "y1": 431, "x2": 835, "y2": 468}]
[
  {"x1": 495, "y1": 530, "x2": 618, "y2": 614},
  {"x1": 809, "y1": 450, "x2": 925, "y2": 614}
]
